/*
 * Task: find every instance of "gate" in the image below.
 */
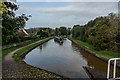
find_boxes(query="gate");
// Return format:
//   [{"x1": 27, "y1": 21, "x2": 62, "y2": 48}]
[{"x1": 107, "y1": 58, "x2": 120, "y2": 79}]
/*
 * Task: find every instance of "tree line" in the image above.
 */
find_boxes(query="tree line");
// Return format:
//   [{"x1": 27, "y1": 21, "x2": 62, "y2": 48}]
[
  {"x1": 28, "y1": 27, "x2": 71, "y2": 39},
  {"x1": 54, "y1": 27, "x2": 71, "y2": 36},
  {"x1": 72, "y1": 13, "x2": 120, "y2": 52}
]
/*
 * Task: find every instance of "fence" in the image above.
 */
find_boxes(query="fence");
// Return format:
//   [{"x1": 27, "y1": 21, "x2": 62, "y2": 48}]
[{"x1": 107, "y1": 58, "x2": 120, "y2": 79}]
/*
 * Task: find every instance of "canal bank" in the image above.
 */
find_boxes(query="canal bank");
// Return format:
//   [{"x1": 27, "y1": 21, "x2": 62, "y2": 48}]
[
  {"x1": 23, "y1": 38, "x2": 120, "y2": 79},
  {"x1": 3, "y1": 37, "x2": 65, "y2": 79},
  {"x1": 69, "y1": 37, "x2": 120, "y2": 68},
  {"x1": 6, "y1": 37, "x2": 119, "y2": 79},
  {"x1": 23, "y1": 38, "x2": 90, "y2": 78},
  {"x1": 69, "y1": 37, "x2": 120, "y2": 79}
]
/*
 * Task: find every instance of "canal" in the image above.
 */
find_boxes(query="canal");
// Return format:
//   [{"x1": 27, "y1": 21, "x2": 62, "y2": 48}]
[{"x1": 23, "y1": 38, "x2": 120, "y2": 78}]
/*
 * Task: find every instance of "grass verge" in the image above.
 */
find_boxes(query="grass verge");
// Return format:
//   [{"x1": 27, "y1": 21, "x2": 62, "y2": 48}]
[
  {"x1": 70, "y1": 37, "x2": 120, "y2": 60},
  {"x1": 13, "y1": 37, "x2": 53, "y2": 62},
  {"x1": 2, "y1": 40, "x2": 40, "y2": 59}
]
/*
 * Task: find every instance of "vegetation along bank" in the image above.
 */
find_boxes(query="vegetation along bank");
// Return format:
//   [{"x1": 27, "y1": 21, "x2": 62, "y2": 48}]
[{"x1": 71, "y1": 13, "x2": 120, "y2": 59}]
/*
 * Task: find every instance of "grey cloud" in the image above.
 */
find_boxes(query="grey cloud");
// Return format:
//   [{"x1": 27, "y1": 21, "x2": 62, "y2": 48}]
[{"x1": 16, "y1": 2, "x2": 118, "y2": 29}]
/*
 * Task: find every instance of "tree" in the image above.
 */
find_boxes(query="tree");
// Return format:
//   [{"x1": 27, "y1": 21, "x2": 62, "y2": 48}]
[
  {"x1": 2, "y1": 2, "x2": 31, "y2": 45},
  {"x1": 0, "y1": 1, "x2": 8, "y2": 15},
  {"x1": 37, "y1": 28, "x2": 49, "y2": 37},
  {"x1": 54, "y1": 28, "x2": 59, "y2": 36},
  {"x1": 67, "y1": 27, "x2": 71, "y2": 35},
  {"x1": 59, "y1": 27, "x2": 67, "y2": 36},
  {"x1": 72, "y1": 25, "x2": 87, "y2": 41}
]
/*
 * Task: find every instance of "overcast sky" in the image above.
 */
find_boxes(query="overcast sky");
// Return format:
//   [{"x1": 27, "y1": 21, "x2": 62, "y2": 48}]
[
  {"x1": 17, "y1": 0, "x2": 119, "y2": 2},
  {"x1": 16, "y1": 2, "x2": 118, "y2": 29}
]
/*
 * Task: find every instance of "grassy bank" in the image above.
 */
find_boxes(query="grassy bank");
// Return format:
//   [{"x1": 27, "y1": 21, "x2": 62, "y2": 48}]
[
  {"x1": 2, "y1": 40, "x2": 39, "y2": 59},
  {"x1": 70, "y1": 37, "x2": 120, "y2": 59},
  {"x1": 13, "y1": 37, "x2": 53, "y2": 62}
]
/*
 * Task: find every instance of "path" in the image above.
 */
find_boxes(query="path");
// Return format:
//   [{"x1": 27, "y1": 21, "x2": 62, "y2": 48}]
[
  {"x1": 4, "y1": 40, "x2": 42, "y2": 61},
  {"x1": 2, "y1": 39, "x2": 62, "y2": 78}
]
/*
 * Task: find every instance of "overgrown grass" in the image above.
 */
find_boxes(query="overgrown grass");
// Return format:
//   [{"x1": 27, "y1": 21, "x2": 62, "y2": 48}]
[
  {"x1": 70, "y1": 37, "x2": 120, "y2": 59},
  {"x1": 13, "y1": 37, "x2": 53, "y2": 62}
]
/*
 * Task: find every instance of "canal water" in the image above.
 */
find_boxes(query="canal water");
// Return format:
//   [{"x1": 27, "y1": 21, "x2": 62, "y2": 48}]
[{"x1": 24, "y1": 38, "x2": 120, "y2": 78}]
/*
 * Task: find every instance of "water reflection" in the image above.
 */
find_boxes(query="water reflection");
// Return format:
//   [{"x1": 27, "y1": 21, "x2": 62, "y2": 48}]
[
  {"x1": 24, "y1": 39, "x2": 120, "y2": 78},
  {"x1": 72, "y1": 43, "x2": 108, "y2": 72},
  {"x1": 39, "y1": 45, "x2": 42, "y2": 52},
  {"x1": 72, "y1": 42, "x2": 120, "y2": 77},
  {"x1": 37, "y1": 42, "x2": 48, "y2": 52}
]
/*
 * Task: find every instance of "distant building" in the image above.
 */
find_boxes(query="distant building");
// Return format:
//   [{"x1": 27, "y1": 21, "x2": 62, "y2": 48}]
[
  {"x1": 26, "y1": 28, "x2": 39, "y2": 35},
  {"x1": 22, "y1": 29, "x2": 28, "y2": 35},
  {"x1": 18, "y1": 29, "x2": 28, "y2": 37}
]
